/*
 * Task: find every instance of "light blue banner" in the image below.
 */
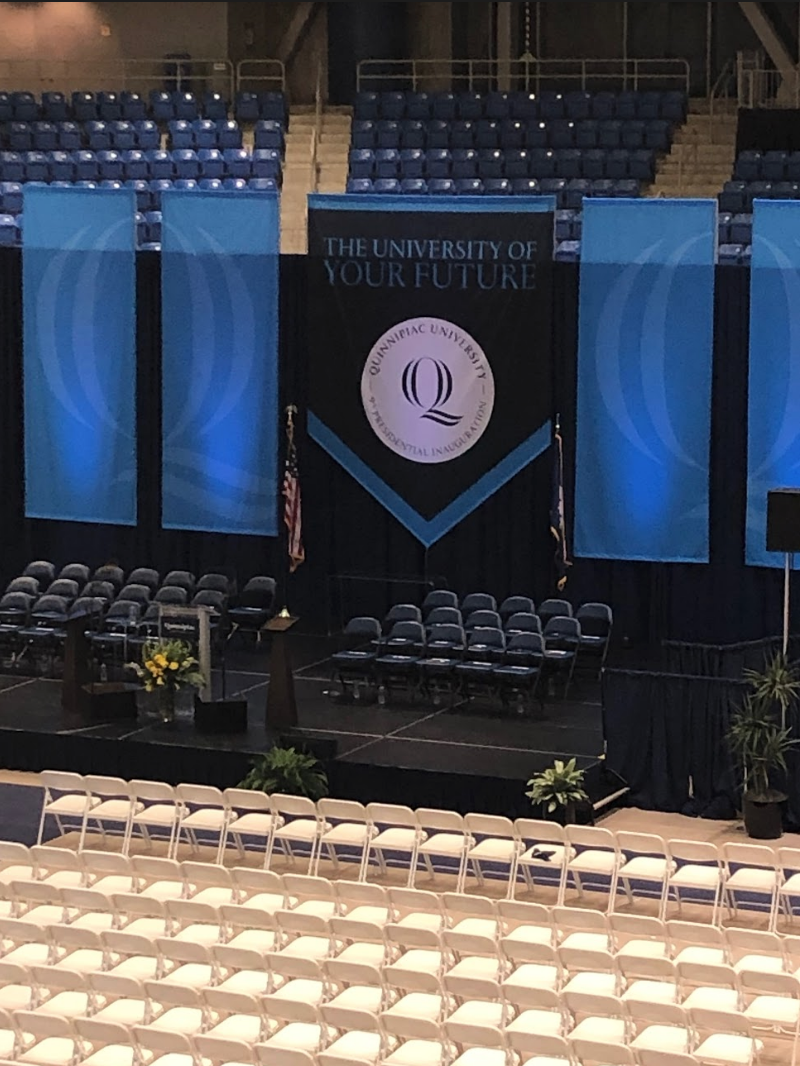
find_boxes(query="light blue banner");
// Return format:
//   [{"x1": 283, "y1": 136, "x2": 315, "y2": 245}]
[
  {"x1": 23, "y1": 186, "x2": 137, "y2": 525},
  {"x1": 747, "y1": 199, "x2": 800, "y2": 568},
  {"x1": 575, "y1": 199, "x2": 717, "y2": 563},
  {"x1": 161, "y1": 191, "x2": 280, "y2": 535}
]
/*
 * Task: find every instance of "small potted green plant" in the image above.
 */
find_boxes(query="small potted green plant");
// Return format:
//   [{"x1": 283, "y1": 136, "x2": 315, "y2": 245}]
[
  {"x1": 239, "y1": 745, "x2": 329, "y2": 801},
  {"x1": 727, "y1": 653, "x2": 800, "y2": 839},
  {"x1": 525, "y1": 757, "x2": 589, "y2": 824}
]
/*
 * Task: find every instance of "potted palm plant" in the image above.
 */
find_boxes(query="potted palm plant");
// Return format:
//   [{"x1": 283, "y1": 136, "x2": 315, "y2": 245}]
[
  {"x1": 727, "y1": 652, "x2": 800, "y2": 839},
  {"x1": 525, "y1": 757, "x2": 589, "y2": 824}
]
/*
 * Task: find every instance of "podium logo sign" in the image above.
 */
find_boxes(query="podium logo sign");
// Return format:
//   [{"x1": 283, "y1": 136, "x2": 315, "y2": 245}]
[{"x1": 362, "y1": 317, "x2": 495, "y2": 465}]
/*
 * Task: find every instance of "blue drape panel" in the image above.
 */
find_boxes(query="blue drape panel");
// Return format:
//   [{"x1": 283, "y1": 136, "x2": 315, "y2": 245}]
[
  {"x1": 747, "y1": 199, "x2": 800, "y2": 568},
  {"x1": 575, "y1": 199, "x2": 717, "y2": 563},
  {"x1": 23, "y1": 186, "x2": 137, "y2": 525},
  {"x1": 161, "y1": 191, "x2": 280, "y2": 536}
]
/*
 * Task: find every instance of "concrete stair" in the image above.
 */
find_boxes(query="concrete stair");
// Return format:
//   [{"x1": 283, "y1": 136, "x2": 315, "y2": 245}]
[
  {"x1": 648, "y1": 98, "x2": 738, "y2": 199},
  {"x1": 279, "y1": 106, "x2": 351, "y2": 254}
]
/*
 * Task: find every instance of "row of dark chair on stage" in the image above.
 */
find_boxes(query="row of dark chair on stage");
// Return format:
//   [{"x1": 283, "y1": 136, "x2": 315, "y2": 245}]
[
  {"x1": 331, "y1": 592, "x2": 612, "y2": 713},
  {"x1": 0, "y1": 561, "x2": 277, "y2": 672}
]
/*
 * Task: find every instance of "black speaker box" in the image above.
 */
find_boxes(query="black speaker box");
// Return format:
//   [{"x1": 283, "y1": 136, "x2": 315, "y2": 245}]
[
  {"x1": 767, "y1": 489, "x2": 800, "y2": 553},
  {"x1": 194, "y1": 697, "x2": 248, "y2": 735}
]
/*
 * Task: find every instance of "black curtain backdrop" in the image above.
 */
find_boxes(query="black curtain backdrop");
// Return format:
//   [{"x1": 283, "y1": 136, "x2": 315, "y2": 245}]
[
  {"x1": 0, "y1": 248, "x2": 789, "y2": 646},
  {"x1": 736, "y1": 108, "x2": 800, "y2": 153}
]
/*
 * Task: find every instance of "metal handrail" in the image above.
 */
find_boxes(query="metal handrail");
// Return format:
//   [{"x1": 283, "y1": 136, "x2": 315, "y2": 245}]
[
  {"x1": 738, "y1": 66, "x2": 800, "y2": 109},
  {"x1": 235, "y1": 59, "x2": 287, "y2": 94},
  {"x1": 357, "y1": 57, "x2": 691, "y2": 94},
  {"x1": 0, "y1": 57, "x2": 235, "y2": 99},
  {"x1": 311, "y1": 63, "x2": 322, "y2": 194}
]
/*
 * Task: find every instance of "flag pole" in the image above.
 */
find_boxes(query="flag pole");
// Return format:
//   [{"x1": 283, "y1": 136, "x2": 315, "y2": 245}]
[{"x1": 280, "y1": 404, "x2": 304, "y2": 619}]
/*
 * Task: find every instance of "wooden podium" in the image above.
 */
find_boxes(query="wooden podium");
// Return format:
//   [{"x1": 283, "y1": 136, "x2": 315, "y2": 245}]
[
  {"x1": 62, "y1": 614, "x2": 93, "y2": 714},
  {"x1": 264, "y1": 616, "x2": 299, "y2": 730}
]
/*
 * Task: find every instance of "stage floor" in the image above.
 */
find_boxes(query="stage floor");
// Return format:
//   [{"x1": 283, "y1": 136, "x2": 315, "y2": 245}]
[{"x1": 0, "y1": 634, "x2": 606, "y2": 815}]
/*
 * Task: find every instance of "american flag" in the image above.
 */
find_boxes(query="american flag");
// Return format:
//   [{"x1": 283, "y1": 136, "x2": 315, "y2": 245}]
[
  {"x1": 283, "y1": 414, "x2": 305, "y2": 574},
  {"x1": 550, "y1": 420, "x2": 571, "y2": 592}
]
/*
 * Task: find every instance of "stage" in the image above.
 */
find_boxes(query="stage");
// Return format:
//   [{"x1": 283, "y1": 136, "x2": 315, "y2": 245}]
[{"x1": 0, "y1": 633, "x2": 611, "y2": 817}]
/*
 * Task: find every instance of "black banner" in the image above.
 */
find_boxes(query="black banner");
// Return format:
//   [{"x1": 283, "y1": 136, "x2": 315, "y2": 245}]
[{"x1": 307, "y1": 198, "x2": 554, "y2": 546}]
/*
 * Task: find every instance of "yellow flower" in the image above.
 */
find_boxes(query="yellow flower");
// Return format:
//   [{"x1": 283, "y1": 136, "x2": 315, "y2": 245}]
[
  {"x1": 155, "y1": 654, "x2": 167, "y2": 667},
  {"x1": 156, "y1": 677, "x2": 165, "y2": 686},
  {"x1": 169, "y1": 662, "x2": 179, "y2": 671},
  {"x1": 145, "y1": 660, "x2": 155, "y2": 672}
]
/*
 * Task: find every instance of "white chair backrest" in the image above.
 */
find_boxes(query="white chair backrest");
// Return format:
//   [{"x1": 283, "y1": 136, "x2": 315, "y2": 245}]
[
  {"x1": 335, "y1": 881, "x2": 387, "y2": 909},
  {"x1": 266, "y1": 951, "x2": 323, "y2": 982},
  {"x1": 81, "y1": 851, "x2": 131, "y2": 876},
  {"x1": 182, "y1": 861, "x2": 232, "y2": 887},
  {"x1": 271, "y1": 794, "x2": 318, "y2": 818},
  {"x1": 0, "y1": 842, "x2": 31, "y2": 867},
  {"x1": 222, "y1": 904, "x2": 276, "y2": 933},
  {"x1": 75, "y1": 1017, "x2": 131, "y2": 1049},
  {"x1": 738, "y1": 968, "x2": 800, "y2": 996},
  {"x1": 224, "y1": 788, "x2": 272, "y2": 813},
  {"x1": 676, "y1": 960, "x2": 737, "y2": 988},
  {"x1": 133, "y1": 1024, "x2": 194, "y2": 1056},
  {"x1": 41, "y1": 770, "x2": 86, "y2": 794},
  {"x1": 668, "y1": 919, "x2": 724, "y2": 947},
  {"x1": 283, "y1": 873, "x2": 335, "y2": 900},
  {"x1": 385, "y1": 922, "x2": 441, "y2": 950},
  {"x1": 144, "y1": 978, "x2": 201, "y2": 1006},
  {"x1": 464, "y1": 813, "x2": 516, "y2": 838},
  {"x1": 176, "y1": 783, "x2": 226, "y2": 806},
  {"x1": 33, "y1": 845, "x2": 82, "y2": 872},
  {"x1": 388, "y1": 887, "x2": 442, "y2": 918},
  {"x1": 129, "y1": 780, "x2": 177, "y2": 803},
  {"x1": 84, "y1": 775, "x2": 132, "y2": 799},
  {"x1": 317, "y1": 798, "x2": 369, "y2": 822},
  {"x1": 15, "y1": 1010, "x2": 73, "y2": 1038},
  {"x1": 554, "y1": 906, "x2": 609, "y2": 933},
  {"x1": 497, "y1": 899, "x2": 553, "y2": 928},
  {"x1": 231, "y1": 867, "x2": 284, "y2": 896},
  {"x1": 564, "y1": 825, "x2": 616, "y2": 850},
  {"x1": 88, "y1": 972, "x2": 144, "y2": 999},
  {"x1": 101, "y1": 929, "x2": 158, "y2": 959},
  {"x1": 725, "y1": 926, "x2": 784, "y2": 954},
  {"x1": 689, "y1": 1006, "x2": 753, "y2": 1035},
  {"x1": 616, "y1": 831, "x2": 668, "y2": 856},
  {"x1": 667, "y1": 838, "x2": 720, "y2": 864},
  {"x1": 722, "y1": 842, "x2": 777, "y2": 868},
  {"x1": 366, "y1": 803, "x2": 419, "y2": 828},
  {"x1": 156, "y1": 937, "x2": 211, "y2": 964},
  {"x1": 416, "y1": 808, "x2": 466, "y2": 833},
  {"x1": 515, "y1": 818, "x2": 566, "y2": 846},
  {"x1": 609, "y1": 913, "x2": 666, "y2": 940},
  {"x1": 31, "y1": 964, "x2": 86, "y2": 991},
  {"x1": 571, "y1": 1039, "x2": 635, "y2": 1066},
  {"x1": 442, "y1": 893, "x2": 497, "y2": 920},
  {"x1": 195, "y1": 1035, "x2": 256, "y2": 1066},
  {"x1": 131, "y1": 855, "x2": 182, "y2": 879},
  {"x1": 211, "y1": 944, "x2": 264, "y2": 974}
]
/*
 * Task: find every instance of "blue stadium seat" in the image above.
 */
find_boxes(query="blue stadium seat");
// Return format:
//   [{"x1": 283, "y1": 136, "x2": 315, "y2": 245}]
[
  {"x1": 450, "y1": 148, "x2": 478, "y2": 179},
  {"x1": 98, "y1": 92, "x2": 122, "y2": 122},
  {"x1": 148, "y1": 180, "x2": 173, "y2": 207},
  {"x1": 0, "y1": 155, "x2": 23, "y2": 183},
  {"x1": 598, "y1": 120, "x2": 622, "y2": 149},
  {"x1": 591, "y1": 92, "x2": 616, "y2": 120},
  {"x1": 662, "y1": 91, "x2": 687, "y2": 122},
  {"x1": 605, "y1": 149, "x2": 630, "y2": 179},
  {"x1": 645, "y1": 120, "x2": 671, "y2": 152},
  {"x1": 406, "y1": 92, "x2": 431, "y2": 121},
  {"x1": 612, "y1": 179, "x2": 640, "y2": 197},
  {"x1": 257, "y1": 92, "x2": 286, "y2": 123},
  {"x1": 150, "y1": 92, "x2": 174, "y2": 122},
  {"x1": 254, "y1": 121, "x2": 284, "y2": 151},
  {"x1": 373, "y1": 178, "x2": 402, "y2": 194},
  {"x1": 555, "y1": 209, "x2": 577, "y2": 240},
  {"x1": 591, "y1": 178, "x2": 615, "y2": 197},
  {"x1": 145, "y1": 211, "x2": 162, "y2": 242},
  {"x1": 218, "y1": 119, "x2": 243, "y2": 149},
  {"x1": 199, "y1": 178, "x2": 224, "y2": 193},
  {"x1": 126, "y1": 179, "x2": 152, "y2": 211},
  {"x1": 458, "y1": 92, "x2": 484, "y2": 120},
  {"x1": 719, "y1": 181, "x2": 746, "y2": 214},
  {"x1": 248, "y1": 177, "x2": 278, "y2": 193},
  {"x1": 48, "y1": 151, "x2": 75, "y2": 182},
  {"x1": 730, "y1": 212, "x2": 753, "y2": 244},
  {"x1": 97, "y1": 150, "x2": 124, "y2": 181},
  {"x1": 223, "y1": 149, "x2": 251, "y2": 178},
  {"x1": 529, "y1": 149, "x2": 556, "y2": 178},
  {"x1": 499, "y1": 120, "x2": 525, "y2": 149},
  {"x1": 86, "y1": 121, "x2": 111, "y2": 151},
  {"x1": 555, "y1": 239, "x2": 581, "y2": 262},
  {"x1": 399, "y1": 178, "x2": 427, "y2": 194},
  {"x1": 349, "y1": 149, "x2": 374, "y2": 179},
  {"x1": 565, "y1": 91, "x2": 593, "y2": 120},
  {"x1": 72, "y1": 150, "x2": 99, "y2": 182},
  {"x1": 556, "y1": 149, "x2": 582, "y2": 179},
  {"x1": 192, "y1": 119, "x2": 218, "y2": 149},
  {"x1": 485, "y1": 92, "x2": 511, "y2": 120},
  {"x1": 772, "y1": 181, "x2": 800, "y2": 199},
  {"x1": 510, "y1": 92, "x2": 538, "y2": 121},
  {"x1": 511, "y1": 178, "x2": 540, "y2": 195},
  {"x1": 718, "y1": 242, "x2": 745, "y2": 265},
  {"x1": 57, "y1": 122, "x2": 82, "y2": 151},
  {"x1": 550, "y1": 120, "x2": 575, "y2": 150},
  {"x1": 375, "y1": 148, "x2": 400, "y2": 178},
  {"x1": 380, "y1": 92, "x2": 406, "y2": 121},
  {"x1": 347, "y1": 178, "x2": 373, "y2": 194},
  {"x1": 630, "y1": 149, "x2": 655, "y2": 182},
  {"x1": 734, "y1": 151, "x2": 761, "y2": 182},
  {"x1": 484, "y1": 178, "x2": 511, "y2": 195},
  {"x1": 354, "y1": 93, "x2": 379, "y2": 121},
  {"x1": 203, "y1": 92, "x2": 228, "y2": 121},
  {"x1": 74, "y1": 180, "x2": 98, "y2": 191},
  {"x1": 42, "y1": 92, "x2": 68, "y2": 121},
  {"x1": 168, "y1": 120, "x2": 193, "y2": 150},
  {"x1": 198, "y1": 148, "x2": 225, "y2": 178},
  {"x1": 9, "y1": 123, "x2": 32, "y2": 152},
  {"x1": 745, "y1": 181, "x2": 772, "y2": 209},
  {"x1": 0, "y1": 214, "x2": 17, "y2": 247},
  {"x1": 399, "y1": 149, "x2": 425, "y2": 178},
  {"x1": 540, "y1": 177, "x2": 567, "y2": 206},
  {"x1": 135, "y1": 121, "x2": 160, "y2": 151},
  {"x1": 12, "y1": 92, "x2": 38, "y2": 122},
  {"x1": 146, "y1": 150, "x2": 174, "y2": 180},
  {"x1": 173, "y1": 92, "x2": 199, "y2": 121},
  {"x1": 455, "y1": 178, "x2": 484, "y2": 195},
  {"x1": 621, "y1": 121, "x2": 645, "y2": 150},
  {"x1": 575, "y1": 120, "x2": 598, "y2": 149},
  {"x1": 72, "y1": 93, "x2": 98, "y2": 122},
  {"x1": 100, "y1": 180, "x2": 124, "y2": 192},
  {"x1": 425, "y1": 149, "x2": 451, "y2": 178},
  {"x1": 432, "y1": 93, "x2": 457, "y2": 121},
  {"x1": 110, "y1": 121, "x2": 136, "y2": 151},
  {"x1": 786, "y1": 153, "x2": 800, "y2": 181},
  {"x1": 566, "y1": 179, "x2": 591, "y2": 209},
  {"x1": 352, "y1": 121, "x2": 376, "y2": 149},
  {"x1": 504, "y1": 149, "x2": 530, "y2": 179},
  {"x1": 615, "y1": 92, "x2": 639, "y2": 120},
  {"x1": 252, "y1": 149, "x2": 281, "y2": 180},
  {"x1": 477, "y1": 149, "x2": 504, "y2": 179},
  {"x1": 0, "y1": 182, "x2": 23, "y2": 213},
  {"x1": 428, "y1": 178, "x2": 456, "y2": 195},
  {"x1": 173, "y1": 179, "x2": 198, "y2": 192},
  {"x1": 524, "y1": 122, "x2": 549, "y2": 149},
  {"x1": 172, "y1": 149, "x2": 200, "y2": 179},
  {"x1": 452, "y1": 120, "x2": 476, "y2": 149},
  {"x1": 539, "y1": 92, "x2": 565, "y2": 120},
  {"x1": 121, "y1": 92, "x2": 147, "y2": 122},
  {"x1": 638, "y1": 92, "x2": 662, "y2": 120},
  {"x1": 425, "y1": 120, "x2": 449, "y2": 150},
  {"x1": 762, "y1": 151, "x2": 787, "y2": 181},
  {"x1": 0, "y1": 93, "x2": 11, "y2": 123},
  {"x1": 400, "y1": 120, "x2": 425, "y2": 150},
  {"x1": 32, "y1": 122, "x2": 57, "y2": 152},
  {"x1": 122, "y1": 149, "x2": 148, "y2": 180},
  {"x1": 582, "y1": 149, "x2": 606, "y2": 179}
]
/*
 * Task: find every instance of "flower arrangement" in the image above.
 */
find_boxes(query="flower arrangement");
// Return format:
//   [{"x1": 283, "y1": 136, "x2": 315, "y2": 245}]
[{"x1": 128, "y1": 639, "x2": 204, "y2": 722}]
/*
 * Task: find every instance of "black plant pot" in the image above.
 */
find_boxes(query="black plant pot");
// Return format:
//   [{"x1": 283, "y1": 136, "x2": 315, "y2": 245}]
[{"x1": 743, "y1": 793, "x2": 786, "y2": 839}]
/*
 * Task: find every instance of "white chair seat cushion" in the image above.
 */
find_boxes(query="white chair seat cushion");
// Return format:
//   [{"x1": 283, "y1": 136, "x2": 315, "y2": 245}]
[
  {"x1": 139, "y1": 881, "x2": 184, "y2": 902},
  {"x1": 328, "y1": 985, "x2": 384, "y2": 1012},
  {"x1": 278, "y1": 935, "x2": 331, "y2": 960},
  {"x1": 242, "y1": 893, "x2": 285, "y2": 913},
  {"x1": 261, "y1": 1022, "x2": 322, "y2": 1051},
  {"x1": 161, "y1": 964, "x2": 215, "y2": 989},
  {"x1": 337, "y1": 942, "x2": 386, "y2": 967},
  {"x1": 682, "y1": 987, "x2": 740, "y2": 1012},
  {"x1": 622, "y1": 979, "x2": 678, "y2": 1004},
  {"x1": 618, "y1": 856, "x2": 672, "y2": 880},
  {"x1": 230, "y1": 813, "x2": 279, "y2": 838},
  {"x1": 673, "y1": 946, "x2": 725, "y2": 966},
  {"x1": 4, "y1": 944, "x2": 51, "y2": 966},
  {"x1": 384, "y1": 993, "x2": 443, "y2": 1021},
  {"x1": 217, "y1": 970, "x2": 271, "y2": 995},
  {"x1": 227, "y1": 930, "x2": 277, "y2": 953},
  {"x1": 780, "y1": 873, "x2": 800, "y2": 894},
  {"x1": 504, "y1": 924, "x2": 553, "y2": 948},
  {"x1": 18, "y1": 1036, "x2": 77, "y2": 1065},
  {"x1": 293, "y1": 900, "x2": 337, "y2": 919},
  {"x1": 0, "y1": 984, "x2": 34, "y2": 1010},
  {"x1": 173, "y1": 924, "x2": 221, "y2": 946},
  {"x1": 560, "y1": 932, "x2": 609, "y2": 952},
  {"x1": 631, "y1": 1026, "x2": 692, "y2": 1053},
  {"x1": 320, "y1": 824, "x2": 375, "y2": 846},
  {"x1": 45, "y1": 795, "x2": 92, "y2": 816},
  {"x1": 448, "y1": 956, "x2": 501, "y2": 981},
  {"x1": 397, "y1": 912, "x2": 443, "y2": 932},
  {"x1": 206, "y1": 1014, "x2": 263, "y2": 1042},
  {"x1": 82, "y1": 1044, "x2": 136, "y2": 1066},
  {"x1": 274, "y1": 819, "x2": 323, "y2": 842},
  {"x1": 384, "y1": 1039, "x2": 447, "y2": 1066},
  {"x1": 567, "y1": 849, "x2": 617, "y2": 874},
  {"x1": 36, "y1": 990, "x2": 91, "y2": 1017},
  {"x1": 569, "y1": 1016, "x2": 626, "y2": 1042},
  {"x1": 669, "y1": 864, "x2": 721, "y2": 889},
  {"x1": 504, "y1": 964, "x2": 560, "y2": 993},
  {"x1": 392, "y1": 949, "x2": 443, "y2": 974},
  {"x1": 725, "y1": 868, "x2": 777, "y2": 892},
  {"x1": 189, "y1": 888, "x2": 237, "y2": 907},
  {"x1": 19, "y1": 906, "x2": 65, "y2": 927},
  {"x1": 345, "y1": 905, "x2": 389, "y2": 925},
  {"x1": 468, "y1": 839, "x2": 517, "y2": 862},
  {"x1": 71, "y1": 913, "x2": 115, "y2": 933},
  {"x1": 0, "y1": 1029, "x2": 14, "y2": 1058},
  {"x1": 562, "y1": 972, "x2": 617, "y2": 996},
  {"x1": 419, "y1": 833, "x2": 469, "y2": 857},
  {"x1": 322, "y1": 1031, "x2": 382, "y2": 1062},
  {"x1": 451, "y1": 918, "x2": 498, "y2": 938},
  {"x1": 107, "y1": 957, "x2": 159, "y2": 980},
  {"x1": 616, "y1": 939, "x2": 668, "y2": 960},
  {"x1": 0, "y1": 864, "x2": 35, "y2": 884},
  {"x1": 90, "y1": 876, "x2": 136, "y2": 896},
  {"x1": 93, "y1": 999, "x2": 148, "y2": 1025},
  {"x1": 745, "y1": 995, "x2": 800, "y2": 1026},
  {"x1": 451, "y1": 1049, "x2": 507, "y2": 1066},
  {"x1": 448, "y1": 1000, "x2": 505, "y2": 1026},
  {"x1": 507, "y1": 1009, "x2": 563, "y2": 1036},
  {"x1": 180, "y1": 809, "x2": 227, "y2": 831},
  {"x1": 55, "y1": 949, "x2": 105, "y2": 973},
  {"x1": 520, "y1": 845, "x2": 572, "y2": 868},
  {"x1": 149, "y1": 1006, "x2": 205, "y2": 1035},
  {"x1": 41, "y1": 872, "x2": 83, "y2": 889},
  {"x1": 732, "y1": 953, "x2": 784, "y2": 974},
  {"x1": 132, "y1": 805, "x2": 179, "y2": 826},
  {"x1": 271, "y1": 979, "x2": 325, "y2": 1005},
  {"x1": 88, "y1": 800, "x2": 139, "y2": 822},
  {"x1": 120, "y1": 918, "x2": 167, "y2": 939},
  {"x1": 371, "y1": 828, "x2": 419, "y2": 851},
  {"x1": 693, "y1": 1035, "x2": 760, "y2": 1065}
]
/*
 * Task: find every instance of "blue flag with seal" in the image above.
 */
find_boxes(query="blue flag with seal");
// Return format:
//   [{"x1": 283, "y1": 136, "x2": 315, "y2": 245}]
[
  {"x1": 161, "y1": 191, "x2": 280, "y2": 536},
  {"x1": 307, "y1": 195, "x2": 555, "y2": 548},
  {"x1": 575, "y1": 199, "x2": 717, "y2": 563},
  {"x1": 23, "y1": 185, "x2": 137, "y2": 525}
]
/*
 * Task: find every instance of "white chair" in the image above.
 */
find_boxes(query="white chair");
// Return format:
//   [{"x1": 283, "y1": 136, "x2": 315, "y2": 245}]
[
  {"x1": 561, "y1": 826, "x2": 620, "y2": 910},
  {"x1": 123, "y1": 781, "x2": 185, "y2": 857},
  {"x1": 335, "y1": 881, "x2": 390, "y2": 927},
  {"x1": 676, "y1": 960, "x2": 740, "y2": 1012},
  {"x1": 553, "y1": 906, "x2": 609, "y2": 951},
  {"x1": 0, "y1": 917, "x2": 51, "y2": 966},
  {"x1": 50, "y1": 925, "x2": 105, "y2": 973},
  {"x1": 382, "y1": 969, "x2": 446, "y2": 1027},
  {"x1": 388, "y1": 887, "x2": 444, "y2": 932},
  {"x1": 514, "y1": 819, "x2": 572, "y2": 901},
  {"x1": 314, "y1": 799, "x2": 377, "y2": 879},
  {"x1": 37, "y1": 770, "x2": 94, "y2": 844},
  {"x1": 13, "y1": 1009, "x2": 80, "y2": 1066},
  {"x1": 256, "y1": 997, "x2": 327, "y2": 1056},
  {"x1": 29, "y1": 964, "x2": 91, "y2": 1018},
  {"x1": 443, "y1": 973, "x2": 508, "y2": 1030},
  {"x1": 689, "y1": 1006, "x2": 762, "y2": 1066},
  {"x1": 10, "y1": 880, "x2": 65, "y2": 927},
  {"x1": 156, "y1": 938, "x2": 215, "y2": 989},
  {"x1": 443, "y1": 893, "x2": 499, "y2": 939},
  {"x1": 413, "y1": 809, "x2": 473, "y2": 890},
  {"x1": 267, "y1": 953, "x2": 326, "y2": 1007},
  {"x1": 500, "y1": 941, "x2": 562, "y2": 1008},
  {"x1": 231, "y1": 867, "x2": 287, "y2": 913},
  {"x1": 182, "y1": 862, "x2": 236, "y2": 907},
  {"x1": 330, "y1": 916, "x2": 386, "y2": 969},
  {"x1": 444, "y1": 1020, "x2": 513, "y2": 1066},
  {"x1": 283, "y1": 873, "x2": 338, "y2": 919},
  {"x1": 323, "y1": 956, "x2": 385, "y2": 1014},
  {"x1": 618, "y1": 954, "x2": 679, "y2": 1005},
  {"x1": 364, "y1": 804, "x2": 425, "y2": 885},
  {"x1": 725, "y1": 926, "x2": 787, "y2": 975},
  {"x1": 0, "y1": 960, "x2": 35, "y2": 1012},
  {"x1": 111, "y1": 892, "x2": 168, "y2": 939},
  {"x1": 461, "y1": 814, "x2": 521, "y2": 897},
  {"x1": 87, "y1": 972, "x2": 151, "y2": 1026},
  {"x1": 175, "y1": 783, "x2": 235, "y2": 863},
  {"x1": 202, "y1": 987, "x2": 267, "y2": 1043},
  {"x1": 610, "y1": 913, "x2": 669, "y2": 962},
  {"x1": 663, "y1": 840, "x2": 723, "y2": 924},
  {"x1": 570, "y1": 1038, "x2": 636, "y2": 1066},
  {"x1": 558, "y1": 946, "x2": 618, "y2": 1000},
  {"x1": 223, "y1": 789, "x2": 282, "y2": 862},
  {"x1": 318, "y1": 1003, "x2": 383, "y2": 1066},
  {"x1": 255, "y1": 1046, "x2": 317, "y2": 1066},
  {"x1": 497, "y1": 899, "x2": 554, "y2": 959},
  {"x1": 740, "y1": 967, "x2": 800, "y2": 1043},
  {"x1": 60, "y1": 886, "x2": 115, "y2": 932},
  {"x1": 74, "y1": 1017, "x2": 138, "y2": 1066},
  {"x1": 613, "y1": 831, "x2": 673, "y2": 913},
  {"x1": 384, "y1": 924, "x2": 447, "y2": 985},
  {"x1": 101, "y1": 929, "x2": 160, "y2": 981},
  {"x1": 0, "y1": 1005, "x2": 19, "y2": 1060},
  {"x1": 221, "y1": 903, "x2": 278, "y2": 954},
  {"x1": 0, "y1": 842, "x2": 35, "y2": 886},
  {"x1": 265, "y1": 795, "x2": 329, "y2": 873},
  {"x1": 379, "y1": 1013, "x2": 449, "y2": 1066},
  {"x1": 668, "y1": 919, "x2": 727, "y2": 966},
  {"x1": 132, "y1": 1024, "x2": 196, "y2": 1066},
  {"x1": 505, "y1": 1030, "x2": 571, "y2": 1066},
  {"x1": 165, "y1": 898, "x2": 223, "y2": 946},
  {"x1": 195, "y1": 1034, "x2": 256, "y2": 1066},
  {"x1": 722, "y1": 842, "x2": 780, "y2": 927},
  {"x1": 141, "y1": 979, "x2": 206, "y2": 1035},
  {"x1": 79, "y1": 776, "x2": 141, "y2": 852},
  {"x1": 273, "y1": 909, "x2": 335, "y2": 962},
  {"x1": 211, "y1": 944, "x2": 272, "y2": 996},
  {"x1": 628, "y1": 1000, "x2": 693, "y2": 1056},
  {"x1": 131, "y1": 855, "x2": 185, "y2": 900},
  {"x1": 775, "y1": 846, "x2": 800, "y2": 931},
  {"x1": 80, "y1": 851, "x2": 135, "y2": 897},
  {"x1": 31, "y1": 845, "x2": 84, "y2": 888}
]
